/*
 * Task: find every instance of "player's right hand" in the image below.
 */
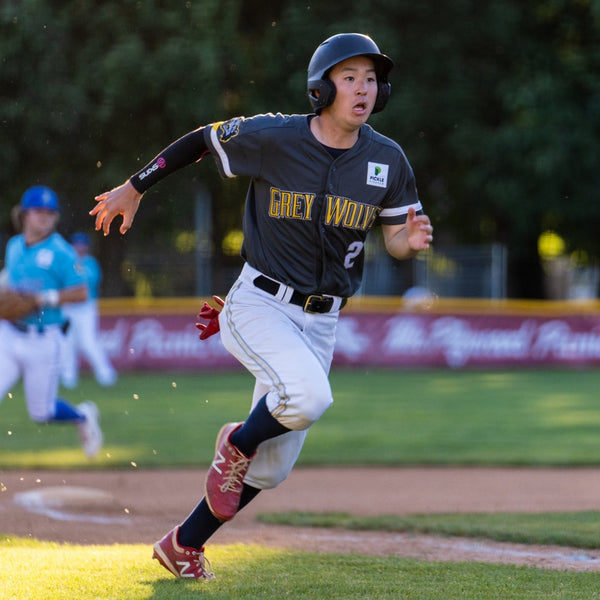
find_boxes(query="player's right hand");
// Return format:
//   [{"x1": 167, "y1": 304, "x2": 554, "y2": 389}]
[{"x1": 90, "y1": 180, "x2": 142, "y2": 236}]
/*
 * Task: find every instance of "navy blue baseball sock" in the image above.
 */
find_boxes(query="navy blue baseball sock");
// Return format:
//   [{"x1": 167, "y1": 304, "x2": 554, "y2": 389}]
[
  {"x1": 177, "y1": 484, "x2": 261, "y2": 548},
  {"x1": 230, "y1": 395, "x2": 291, "y2": 457},
  {"x1": 52, "y1": 399, "x2": 83, "y2": 421}
]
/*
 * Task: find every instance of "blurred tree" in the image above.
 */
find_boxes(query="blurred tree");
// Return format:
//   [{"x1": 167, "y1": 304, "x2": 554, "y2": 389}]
[
  {"x1": 1, "y1": 0, "x2": 598, "y2": 298},
  {"x1": 1, "y1": 0, "x2": 248, "y2": 294},
  {"x1": 379, "y1": 1, "x2": 600, "y2": 297}
]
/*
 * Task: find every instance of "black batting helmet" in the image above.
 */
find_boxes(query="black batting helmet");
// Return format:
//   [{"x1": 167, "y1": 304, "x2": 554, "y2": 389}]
[{"x1": 307, "y1": 33, "x2": 394, "y2": 114}]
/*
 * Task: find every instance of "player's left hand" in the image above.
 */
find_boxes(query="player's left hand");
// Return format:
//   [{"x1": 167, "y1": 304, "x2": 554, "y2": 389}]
[
  {"x1": 90, "y1": 180, "x2": 142, "y2": 236},
  {"x1": 406, "y1": 206, "x2": 433, "y2": 251},
  {"x1": 196, "y1": 295, "x2": 225, "y2": 340}
]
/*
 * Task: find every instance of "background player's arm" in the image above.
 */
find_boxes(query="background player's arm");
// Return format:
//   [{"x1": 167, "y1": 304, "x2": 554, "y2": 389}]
[
  {"x1": 57, "y1": 284, "x2": 88, "y2": 305},
  {"x1": 36, "y1": 284, "x2": 88, "y2": 308},
  {"x1": 381, "y1": 206, "x2": 433, "y2": 260}
]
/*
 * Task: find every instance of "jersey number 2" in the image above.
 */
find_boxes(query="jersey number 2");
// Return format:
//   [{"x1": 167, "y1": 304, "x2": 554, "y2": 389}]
[{"x1": 344, "y1": 241, "x2": 364, "y2": 269}]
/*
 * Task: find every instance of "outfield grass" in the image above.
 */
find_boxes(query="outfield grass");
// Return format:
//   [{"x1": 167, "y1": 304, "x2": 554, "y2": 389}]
[{"x1": 1, "y1": 368, "x2": 600, "y2": 468}]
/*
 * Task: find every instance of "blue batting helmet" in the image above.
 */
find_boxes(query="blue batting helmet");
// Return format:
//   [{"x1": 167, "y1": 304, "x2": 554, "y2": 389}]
[
  {"x1": 70, "y1": 232, "x2": 91, "y2": 246},
  {"x1": 20, "y1": 186, "x2": 60, "y2": 212}
]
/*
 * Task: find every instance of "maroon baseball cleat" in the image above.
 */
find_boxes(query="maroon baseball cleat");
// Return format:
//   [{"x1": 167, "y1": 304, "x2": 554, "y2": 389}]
[
  {"x1": 205, "y1": 422, "x2": 255, "y2": 521},
  {"x1": 152, "y1": 526, "x2": 215, "y2": 580}
]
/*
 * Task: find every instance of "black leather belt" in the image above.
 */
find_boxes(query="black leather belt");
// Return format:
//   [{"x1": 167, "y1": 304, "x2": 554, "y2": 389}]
[
  {"x1": 253, "y1": 275, "x2": 346, "y2": 314},
  {"x1": 10, "y1": 320, "x2": 70, "y2": 334},
  {"x1": 11, "y1": 321, "x2": 44, "y2": 333}
]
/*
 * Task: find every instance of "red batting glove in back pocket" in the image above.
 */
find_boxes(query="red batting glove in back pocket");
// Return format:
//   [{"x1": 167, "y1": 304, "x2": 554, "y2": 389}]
[{"x1": 195, "y1": 295, "x2": 225, "y2": 340}]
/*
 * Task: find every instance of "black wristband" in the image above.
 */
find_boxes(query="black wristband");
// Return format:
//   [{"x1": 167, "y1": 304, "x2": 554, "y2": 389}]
[{"x1": 129, "y1": 127, "x2": 209, "y2": 193}]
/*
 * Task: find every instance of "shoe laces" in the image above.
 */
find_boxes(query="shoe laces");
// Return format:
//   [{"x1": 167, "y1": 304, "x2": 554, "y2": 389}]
[
  {"x1": 218, "y1": 452, "x2": 252, "y2": 493},
  {"x1": 190, "y1": 548, "x2": 215, "y2": 579}
]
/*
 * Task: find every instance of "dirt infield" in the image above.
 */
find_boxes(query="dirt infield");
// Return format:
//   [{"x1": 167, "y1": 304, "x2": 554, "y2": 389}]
[{"x1": 2, "y1": 466, "x2": 600, "y2": 572}]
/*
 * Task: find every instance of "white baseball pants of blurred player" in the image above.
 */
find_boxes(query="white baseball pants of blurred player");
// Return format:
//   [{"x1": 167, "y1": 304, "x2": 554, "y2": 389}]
[
  {"x1": 0, "y1": 320, "x2": 63, "y2": 421},
  {"x1": 61, "y1": 299, "x2": 117, "y2": 388},
  {"x1": 219, "y1": 263, "x2": 340, "y2": 490}
]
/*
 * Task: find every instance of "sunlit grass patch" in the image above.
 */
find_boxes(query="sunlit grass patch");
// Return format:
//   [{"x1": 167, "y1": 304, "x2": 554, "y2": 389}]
[{"x1": 1, "y1": 538, "x2": 600, "y2": 600}]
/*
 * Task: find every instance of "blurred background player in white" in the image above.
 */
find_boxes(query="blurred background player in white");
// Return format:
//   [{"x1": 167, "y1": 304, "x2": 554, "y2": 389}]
[
  {"x1": 61, "y1": 231, "x2": 117, "y2": 389},
  {"x1": 0, "y1": 186, "x2": 103, "y2": 458}
]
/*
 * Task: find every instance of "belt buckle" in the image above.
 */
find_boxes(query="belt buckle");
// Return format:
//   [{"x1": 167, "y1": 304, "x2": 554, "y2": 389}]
[{"x1": 303, "y1": 294, "x2": 333, "y2": 314}]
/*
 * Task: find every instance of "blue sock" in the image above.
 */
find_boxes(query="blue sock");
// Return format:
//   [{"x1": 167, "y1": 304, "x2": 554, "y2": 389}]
[
  {"x1": 230, "y1": 395, "x2": 290, "y2": 456},
  {"x1": 53, "y1": 399, "x2": 83, "y2": 422}
]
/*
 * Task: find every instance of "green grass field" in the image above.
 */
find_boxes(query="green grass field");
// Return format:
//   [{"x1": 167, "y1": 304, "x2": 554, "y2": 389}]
[
  {"x1": 2, "y1": 368, "x2": 600, "y2": 599},
  {"x1": 259, "y1": 511, "x2": 600, "y2": 549},
  {"x1": 2, "y1": 368, "x2": 600, "y2": 468},
  {"x1": 4, "y1": 539, "x2": 598, "y2": 600}
]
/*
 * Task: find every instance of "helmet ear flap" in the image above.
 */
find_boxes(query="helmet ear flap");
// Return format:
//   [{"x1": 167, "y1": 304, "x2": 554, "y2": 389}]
[
  {"x1": 373, "y1": 82, "x2": 391, "y2": 114},
  {"x1": 308, "y1": 79, "x2": 337, "y2": 114}
]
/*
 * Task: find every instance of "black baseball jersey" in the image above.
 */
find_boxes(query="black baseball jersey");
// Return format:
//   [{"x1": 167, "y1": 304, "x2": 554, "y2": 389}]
[{"x1": 204, "y1": 113, "x2": 423, "y2": 298}]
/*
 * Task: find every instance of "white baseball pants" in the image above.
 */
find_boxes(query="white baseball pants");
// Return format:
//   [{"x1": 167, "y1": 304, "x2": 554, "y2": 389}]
[
  {"x1": 0, "y1": 320, "x2": 63, "y2": 422},
  {"x1": 219, "y1": 263, "x2": 339, "y2": 489}
]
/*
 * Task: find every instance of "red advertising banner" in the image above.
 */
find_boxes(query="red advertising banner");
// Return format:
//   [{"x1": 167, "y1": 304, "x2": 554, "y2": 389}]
[
  {"x1": 333, "y1": 312, "x2": 600, "y2": 368},
  {"x1": 98, "y1": 314, "x2": 238, "y2": 371},
  {"x1": 96, "y1": 300, "x2": 600, "y2": 371}
]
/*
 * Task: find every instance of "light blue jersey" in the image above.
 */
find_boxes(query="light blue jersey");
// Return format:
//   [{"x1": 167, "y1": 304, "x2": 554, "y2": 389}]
[
  {"x1": 5, "y1": 232, "x2": 85, "y2": 326},
  {"x1": 77, "y1": 254, "x2": 102, "y2": 300}
]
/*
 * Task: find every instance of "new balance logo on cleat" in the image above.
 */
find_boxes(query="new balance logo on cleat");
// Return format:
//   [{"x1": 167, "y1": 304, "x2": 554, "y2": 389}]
[
  {"x1": 152, "y1": 526, "x2": 215, "y2": 580},
  {"x1": 205, "y1": 422, "x2": 255, "y2": 521},
  {"x1": 175, "y1": 560, "x2": 196, "y2": 578},
  {"x1": 211, "y1": 451, "x2": 226, "y2": 475}
]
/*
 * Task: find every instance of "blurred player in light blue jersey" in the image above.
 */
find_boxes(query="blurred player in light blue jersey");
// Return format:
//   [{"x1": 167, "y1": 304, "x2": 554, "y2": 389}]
[
  {"x1": 61, "y1": 232, "x2": 117, "y2": 389},
  {"x1": 0, "y1": 186, "x2": 103, "y2": 458}
]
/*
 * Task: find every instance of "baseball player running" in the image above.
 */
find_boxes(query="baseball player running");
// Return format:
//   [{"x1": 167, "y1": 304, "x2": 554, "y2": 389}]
[
  {"x1": 61, "y1": 232, "x2": 118, "y2": 389},
  {"x1": 91, "y1": 33, "x2": 433, "y2": 579},
  {"x1": 0, "y1": 186, "x2": 103, "y2": 458}
]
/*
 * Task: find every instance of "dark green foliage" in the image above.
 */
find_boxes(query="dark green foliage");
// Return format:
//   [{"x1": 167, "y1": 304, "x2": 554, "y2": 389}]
[{"x1": 2, "y1": 1, "x2": 598, "y2": 297}]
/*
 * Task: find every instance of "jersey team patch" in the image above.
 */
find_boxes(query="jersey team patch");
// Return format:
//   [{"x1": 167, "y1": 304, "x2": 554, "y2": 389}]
[
  {"x1": 366, "y1": 162, "x2": 389, "y2": 188},
  {"x1": 217, "y1": 117, "x2": 243, "y2": 143},
  {"x1": 35, "y1": 248, "x2": 55, "y2": 269}
]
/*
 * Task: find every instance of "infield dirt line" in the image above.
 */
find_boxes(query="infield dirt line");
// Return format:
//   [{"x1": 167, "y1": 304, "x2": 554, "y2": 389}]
[{"x1": 2, "y1": 466, "x2": 600, "y2": 571}]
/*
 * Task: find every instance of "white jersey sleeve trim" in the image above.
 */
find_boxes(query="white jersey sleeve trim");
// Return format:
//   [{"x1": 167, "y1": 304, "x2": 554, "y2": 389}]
[
  {"x1": 209, "y1": 125, "x2": 235, "y2": 178},
  {"x1": 379, "y1": 200, "x2": 423, "y2": 219}
]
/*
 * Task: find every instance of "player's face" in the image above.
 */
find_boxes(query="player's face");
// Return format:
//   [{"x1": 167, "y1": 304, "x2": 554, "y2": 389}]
[
  {"x1": 327, "y1": 56, "x2": 378, "y2": 128},
  {"x1": 22, "y1": 208, "x2": 59, "y2": 241}
]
